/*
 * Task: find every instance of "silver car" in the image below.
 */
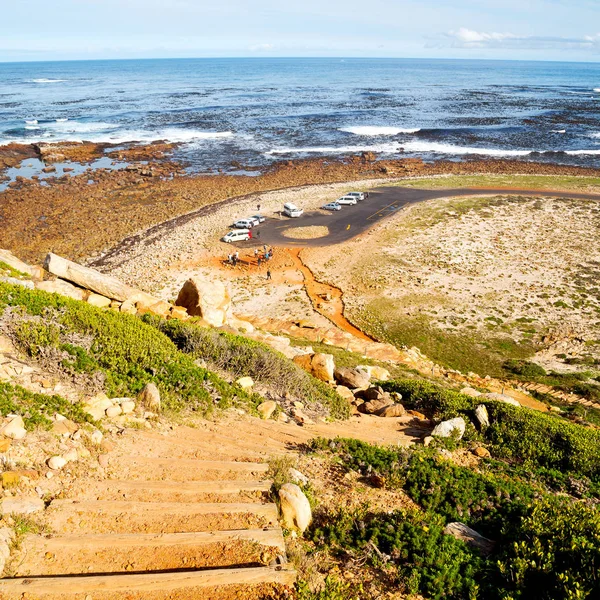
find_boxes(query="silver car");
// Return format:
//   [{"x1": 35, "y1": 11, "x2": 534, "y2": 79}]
[{"x1": 322, "y1": 202, "x2": 342, "y2": 211}]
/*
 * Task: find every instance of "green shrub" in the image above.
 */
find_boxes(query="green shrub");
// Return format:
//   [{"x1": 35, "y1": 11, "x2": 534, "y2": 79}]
[
  {"x1": 495, "y1": 495, "x2": 600, "y2": 599},
  {"x1": 504, "y1": 359, "x2": 547, "y2": 378},
  {"x1": 309, "y1": 507, "x2": 483, "y2": 600},
  {"x1": 0, "y1": 282, "x2": 254, "y2": 415},
  {"x1": 0, "y1": 381, "x2": 94, "y2": 429},
  {"x1": 148, "y1": 317, "x2": 349, "y2": 419}
]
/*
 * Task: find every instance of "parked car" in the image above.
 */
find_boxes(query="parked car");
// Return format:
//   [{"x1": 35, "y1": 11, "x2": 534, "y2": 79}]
[
  {"x1": 322, "y1": 202, "x2": 342, "y2": 211},
  {"x1": 346, "y1": 191, "x2": 365, "y2": 201},
  {"x1": 249, "y1": 214, "x2": 266, "y2": 225},
  {"x1": 233, "y1": 219, "x2": 255, "y2": 229},
  {"x1": 222, "y1": 229, "x2": 252, "y2": 243},
  {"x1": 336, "y1": 196, "x2": 358, "y2": 206},
  {"x1": 283, "y1": 203, "x2": 303, "y2": 217}
]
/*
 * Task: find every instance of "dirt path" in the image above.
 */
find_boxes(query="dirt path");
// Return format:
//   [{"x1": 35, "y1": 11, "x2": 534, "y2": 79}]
[{"x1": 1, "y1": 412, "x2": 422, "y2": 599}]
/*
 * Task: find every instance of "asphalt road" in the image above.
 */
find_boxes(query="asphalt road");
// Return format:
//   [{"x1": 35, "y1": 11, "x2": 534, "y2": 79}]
[{"x1": 250, "y1": 186, "x2": 600, "y2": 247}]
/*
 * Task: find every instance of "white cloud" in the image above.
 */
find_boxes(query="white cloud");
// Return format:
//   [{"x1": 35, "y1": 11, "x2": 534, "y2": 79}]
[{"x1": 441, "y1": 28, "x2": 600, "y2": 51}]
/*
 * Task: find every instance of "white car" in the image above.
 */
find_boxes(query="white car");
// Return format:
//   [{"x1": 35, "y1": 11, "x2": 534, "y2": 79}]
[
  {"x1": 233, "y1": 219, "x2": 255, "y2": 229},
  {"x1": 336, "y1": 196, "x2": 357, "y2": 206},
  {"x1": 322, "y1": 202, "x2": 342, "y2": 211},
  {"x1": 283, "y1": 203, "x2": 303, "y2": 217},
  {"x1": 222, "y1": 229, "x2": 251, "y2": 243},
  {"x1": 346, "y1": 191, "x2": 365, "y2": 201},
  {"x1": 249, "y1": 214, "x2": 266, "y2": 225}
]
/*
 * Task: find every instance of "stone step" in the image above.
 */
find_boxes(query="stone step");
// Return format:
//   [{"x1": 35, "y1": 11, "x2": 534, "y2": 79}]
[
  {"x1": 48, "y1": 500, "x2": 279, "y2": 534},
  {"x1": 109, "y1": 458, "x2": 269, "y2": 482},
  {"x1": 78, "y1": 479, "x2": 272, "y2": 502},
  {"x1": 13, "y1": 529, "x2": 286, "y2": 577},
  {"x1": 0, "y1": 566, "x2": 296, "y2": 597}
]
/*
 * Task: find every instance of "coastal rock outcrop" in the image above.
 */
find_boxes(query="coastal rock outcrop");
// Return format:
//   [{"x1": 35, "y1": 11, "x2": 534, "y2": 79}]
[
  {"x1": 334, "y1": 367, "x2": 370, "y2": 389},
  {"x1": 175, "y1": 277, "x2": 231, "y2": 327}
]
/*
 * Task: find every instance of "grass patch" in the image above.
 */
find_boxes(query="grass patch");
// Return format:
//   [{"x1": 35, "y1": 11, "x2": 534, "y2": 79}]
[
  {"x1": 349, "y1": 306, "x2": 536, "y2": 379},
  {"x1": 149, "y1": 318, "x2": 349, "y2": 419},
  {"x1": 0, "y1": 282, "x2": 256, "y2": 416},
  {"x1": 0, "y1": 261, "x2": 30, "y2": 280},
  {"x1": 0, "y1": 381, "x2": 94, "y2": 429}
]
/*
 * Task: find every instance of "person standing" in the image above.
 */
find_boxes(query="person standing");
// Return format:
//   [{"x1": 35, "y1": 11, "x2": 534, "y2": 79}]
[{"x1": 266, "y1": 269, "x2": 272, "y2": 280}]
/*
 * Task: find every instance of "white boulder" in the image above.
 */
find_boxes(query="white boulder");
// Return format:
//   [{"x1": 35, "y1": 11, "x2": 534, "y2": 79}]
[
  {"x1": 431, "y1": 417, "x2": 466, "y2": 440},
  {"x1": 279, "y1": 483, "x2": 312, "y2": 533}
]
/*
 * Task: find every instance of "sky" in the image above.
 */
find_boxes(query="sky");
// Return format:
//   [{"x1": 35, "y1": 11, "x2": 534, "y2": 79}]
[{"x1": 1, "y1": 0, "x2": 599, "y2": 63}]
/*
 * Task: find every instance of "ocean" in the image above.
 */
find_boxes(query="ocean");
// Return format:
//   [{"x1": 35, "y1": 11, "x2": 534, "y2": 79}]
[{"x1": 1, "y1": 57, "x2": 600, "y2": 171}]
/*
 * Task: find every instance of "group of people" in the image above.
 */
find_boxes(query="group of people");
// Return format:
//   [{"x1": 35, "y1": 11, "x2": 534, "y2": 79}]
[{"x1": 225, "y1": 245, "x2": 273, "y2": 280}]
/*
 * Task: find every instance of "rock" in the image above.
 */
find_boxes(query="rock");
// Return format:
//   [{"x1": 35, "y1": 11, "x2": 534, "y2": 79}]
[
  {"x1": 169, "y1": 306, "x2": 189, "y2": 321},
  {"x1": 147, "y1": 300, "x2": 172, "y2": 318},
  {"x1": 0, "y1": 526, "x2": 14, "y2": 574},
  {"x1": 291, "y1": 408, "x2": 314, "y2": 426},
  {"x1": 408, "y1": 410, "x2": 427, "y2": 420},
  {"x1": 431, "y1": 417, "x2": 466, "y2": 440},
  {"x1": 461, "y1": 387, "x2": 482, "y2": 398},
  {"x1": 473, "y1": 446, "x2": 491, "y2": 458},
  {"x1": 0, "y1": 497, "x2": 44, "y2": 515},
  {"x1": 289, "y1": 468, "x2": 309, "y2": 486},
  {"x1": 0, "y1": 416, "x2": 27, "y2": 440},
  {"x1": 175, "y1": 277, "x2": 231, "y2": 327},
  {"x1": 47, "y1": 456, "x2": 67, "y2": 470},
  {"x1": 87, "y1": 293, "x2": 111, "y2": 308},
  {"x1": 0, "y1": 275, "x2": 34, "y2": 289},
  {"x1": 378, "y1": 403, "x2": 406, "y2": 418},
  {"x1": 293, "y1": 353, "x2": 335, "y2": 383},
  {"x1": 481, "y1": 392, "x2": 520, "y2": 407},
  {"x1": 356, "y1": 365, "x2": 391, "y2": 381},
  {"x1": 62, "y1": 449, "x2": 79, "y2": 463},
  {"x1": 257, "y1": 401, "x2": 277, "y2": 420},
  {"x1": 138, "y1": 383, "x2": 161, "y2": 412},
  {"x1": 334, "y1": 367, "x2": 370, "y2": 389},
  {"x1": 236, "y1": 376, "x2": 254, "y2": 390},
  {"x1": 335, "y1": 385, "x2": 355, "y2": 403},
  {"x1": 0, "y1": 439, "x2": 11, "y2": 453},
  {"x1": 98, "y1": 454, "x2": 110, "y2": 468},
  {"x1": 36, "y1": 279, "x2": 86, "y2": 301},
  {"x1": 0, "y1": 335, "x2": 15, "y2": 354},
  {"x1": 106, "y1": 405, "x2": 122, "y2": 418},
  {"x1": 279, "y1": 483, "x2": 312, "y2": 533},
  {"x1": 120, "y1": 400, "x2": 136, "y2": 414},
  {"x1": 474, "y1": 404, "x2": 490, "y2": 429},
  {"x1": 90, "y1": 430, "x2": 103, "y2": 445},
  {"x1": 422, "y1": 435, "x2": 434, "y2": 447},
  {"x1": 0, "y1": 249, "x2": 38, "y2": 278},
  {"x1": 51, "y1": 419, "x2": 78, "y2": 436},
  {"x1": 360, "y1": 386, "x2": 387, "y2": 401},
  {"x1": 360, "y1": 397, "x2": 393, "y2": 415},
  {"x1": 444, "y1": 522, "x2": 495, "y2": 555}
]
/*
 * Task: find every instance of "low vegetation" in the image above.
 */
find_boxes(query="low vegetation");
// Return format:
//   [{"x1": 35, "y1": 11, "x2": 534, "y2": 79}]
[
  {"x1": 301, "y1": 377, "x2": 600, "y2": 599},
  {"x1": 0, "y1": 381, "x2": 94, "y2": 429},
  {"x1": 0, "y1": 282, "x2": 255, "y2": 415},
  {"x1": 149, "y1": 318, "x2": 349, "y2": 419}
]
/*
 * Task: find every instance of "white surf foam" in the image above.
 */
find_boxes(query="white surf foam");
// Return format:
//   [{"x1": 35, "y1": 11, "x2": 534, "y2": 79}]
[
  {"x1": 551, "y1": 130, "x2": 566, "y2": 134},
  {"x1": 566, "y1": 149, "x2": 600, "y2": 155},
  {"x1": 25, "y1": 119, "x2": 38, "y2": 125},
  {"x1": 0, "y1": 123, "x2": 234, "y2": 146},
  {"x1": 29, "y1": 78, "x2": 67, "y2": 83},
  {"x1": 339, "y1": 126, "x2": 421, "y2": 136},
  {"x1": 594, "y1": 88, "x2": 600, "y2": 93},
  {"x1": 267, "y1": 141, "x2": 533, "y2": 157}
]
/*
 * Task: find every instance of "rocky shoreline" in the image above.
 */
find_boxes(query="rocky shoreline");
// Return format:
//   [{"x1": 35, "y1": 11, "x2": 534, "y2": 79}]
[{"x1": 2, "y1": 140, "x2": 600, "y2": 265}]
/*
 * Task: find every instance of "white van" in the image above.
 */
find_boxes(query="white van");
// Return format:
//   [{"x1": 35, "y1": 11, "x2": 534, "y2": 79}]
[
  {"x1": 222, "y1": 229, "x2": 251, "y2": 243},
  {"x1": 337, "y1": 196, "x2": 357, "y2": 206},
  {"x1": 283, "y1": 203, "x2": 303, "y2": 217},
  {"x1": 346, "y1": 191, "x2": 365, "y2": 201}
]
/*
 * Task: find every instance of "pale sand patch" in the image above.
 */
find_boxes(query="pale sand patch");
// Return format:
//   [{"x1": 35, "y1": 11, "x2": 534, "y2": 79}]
[{"x1": 281, "y1": 225, "x2": 329, "y2": 240}]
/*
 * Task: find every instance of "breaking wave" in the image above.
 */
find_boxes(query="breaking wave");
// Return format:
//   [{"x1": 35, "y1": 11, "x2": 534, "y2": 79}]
[{"x1": 339, "y1": 126, "x2": 421, "y2": 136}]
